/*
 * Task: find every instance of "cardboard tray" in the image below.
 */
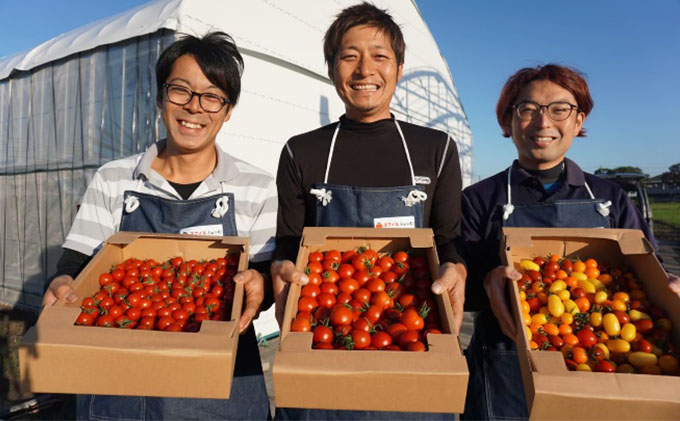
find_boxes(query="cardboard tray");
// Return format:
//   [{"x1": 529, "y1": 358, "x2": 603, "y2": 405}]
[
  {"x1": 19, "y1": 232, "x2": 248, "y2": 399},
  {"x1": 273, "y1": 227, "x2": 469, "y2": 413},
  {"x1": 503, "y1": 227, "x2": 680, "y2": 420}
]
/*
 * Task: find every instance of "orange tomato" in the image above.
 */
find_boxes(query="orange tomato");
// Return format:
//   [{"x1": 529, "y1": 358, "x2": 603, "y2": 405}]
[
  {"x1": 563, "y1": 333, "x2": 579, "y2": 346},
  {"x1": 585, "y1": 267, "x2": 600, "y2": 279},
  {"x1": 584, "y1": 258, "x2": 598, "y2": 269},
  {"x1": 573, "y1": 260, "x2": 586, "y2": 273},
  {"x1": 575, "y1": 297, "x2": 591, "y2": 313},
  {"x1": 543, "y1": 322, "x2": 559, "y2": 336},
  {"x1": 559, "y1": 323, "x2": 573, "y2": 336}
]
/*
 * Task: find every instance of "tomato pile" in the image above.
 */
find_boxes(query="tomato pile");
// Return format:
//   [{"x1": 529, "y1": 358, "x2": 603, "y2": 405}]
[
  {"x1": 290, "y1": 247, "x2": 444, "y2": 351},
  {"x1": 74, "y1": 255, "x2": 239, "y2": 332},
  {"x1": 517, "y1": 254, "x2": 680, "y2": 375}
]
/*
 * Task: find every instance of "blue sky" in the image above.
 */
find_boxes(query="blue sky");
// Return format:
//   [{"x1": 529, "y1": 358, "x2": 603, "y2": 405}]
[{"x1": 1, "y1": 0, "x2": 678, "y2": 181}]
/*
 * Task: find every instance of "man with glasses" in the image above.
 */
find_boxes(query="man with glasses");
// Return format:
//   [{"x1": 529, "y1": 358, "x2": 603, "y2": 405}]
[
  {"x1": 42, "y1": 32, "x2": 275, "y2": 420},
  {"x1": 459, "y1": 64, "x2": 669, "y2": 420}
]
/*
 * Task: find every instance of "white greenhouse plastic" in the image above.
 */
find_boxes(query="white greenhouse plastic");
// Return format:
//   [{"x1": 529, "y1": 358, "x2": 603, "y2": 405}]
[{"x1": 0, "y1": 0, "x2": 472, "y2": 337}]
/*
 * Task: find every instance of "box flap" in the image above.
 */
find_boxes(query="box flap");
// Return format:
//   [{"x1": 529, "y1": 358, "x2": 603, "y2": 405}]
[
  {"x1": 301, "y1": 227, "x2": 434, "y2": 248},
  {"x1": 503, "y1": 227, "x2": 650, "y2": 255}
]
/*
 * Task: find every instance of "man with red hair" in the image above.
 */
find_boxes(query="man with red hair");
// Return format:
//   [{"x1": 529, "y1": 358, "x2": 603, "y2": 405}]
[{"x1": 459, "y1": 64, "x2": 675, "y2": 419}]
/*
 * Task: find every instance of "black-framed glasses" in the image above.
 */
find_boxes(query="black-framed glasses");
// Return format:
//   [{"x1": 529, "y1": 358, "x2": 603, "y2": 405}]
[
  {"x1": 163, "y1": 83, "x2": 229, "y2": 113},
  {"x1": 512, "y1": 101, "x2": 579, "y2": 122}
]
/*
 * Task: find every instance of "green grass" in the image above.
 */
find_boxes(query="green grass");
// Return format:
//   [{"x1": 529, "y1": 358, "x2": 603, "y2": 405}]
[{"x1": 651, "y1": 202, "x2": 680, "y2": 230}]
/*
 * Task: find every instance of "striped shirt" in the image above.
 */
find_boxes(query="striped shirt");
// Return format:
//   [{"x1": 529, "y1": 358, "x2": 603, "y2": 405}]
[{"x1": 63, "y1": 140, "x2": 277, "y2": 262}]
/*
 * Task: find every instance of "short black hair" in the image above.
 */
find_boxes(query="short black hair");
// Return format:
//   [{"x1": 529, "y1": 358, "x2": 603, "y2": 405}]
[
  {"x1": 156, "y1": 31, "x2": 244, "y2": 106},
  {"x1": 324, "y1": 2, "x2": 405, "y2": 74}
]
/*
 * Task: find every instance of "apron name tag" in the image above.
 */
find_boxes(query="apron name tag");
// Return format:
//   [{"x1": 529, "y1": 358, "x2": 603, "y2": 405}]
[
  {"x1": 179, "y1": 224, "x2": 224, "y2": 236},
  {"x1": 373, "y1": 216, "x2": 416, "y2": 229}
]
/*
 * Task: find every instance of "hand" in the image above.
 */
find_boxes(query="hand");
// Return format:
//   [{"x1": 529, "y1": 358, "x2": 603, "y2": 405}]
[
  {"x1": 271, "y1": 260, "x2": 308, "y2": 327},
  {"x1": 483, "y1": 266, "x2": 522, "y2": 340},
  {"x1": 431, "y1": 262, "x2": 466, "y2": 333},
  {"x1": 669, "y1": 273, "x2": 680, "y2": 298},
  {"x1": 233, "y1": 269, "x2": 265, "y2": 334},
  {"x1": 42, "y1": 275, "x2": 78, "y2": 307}
]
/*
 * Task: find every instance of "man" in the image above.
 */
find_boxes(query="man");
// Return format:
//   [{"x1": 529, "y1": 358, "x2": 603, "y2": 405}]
[
  {"x1": 460, "y1": 64, "x2": 678, "y2": 420},
  {"x1": 43, "y1": 32, "x2": 275, "y2": 420},
  {"x1": 271, "y1": 3, "x2": 464, "y2": 419}
]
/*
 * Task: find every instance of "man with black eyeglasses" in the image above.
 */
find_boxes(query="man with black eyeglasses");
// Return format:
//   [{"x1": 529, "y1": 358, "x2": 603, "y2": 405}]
[
  {"x1": 42, "y1": 32, "x2": 275, "y2": 420},
  {"x1": 459, "y1": 64, "x2": 677, "y2": 420}
]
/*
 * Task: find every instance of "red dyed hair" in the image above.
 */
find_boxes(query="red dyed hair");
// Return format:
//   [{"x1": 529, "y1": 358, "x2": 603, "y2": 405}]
[{"x1": 496, "y1": 64, "x2": 593, "y2": 137}]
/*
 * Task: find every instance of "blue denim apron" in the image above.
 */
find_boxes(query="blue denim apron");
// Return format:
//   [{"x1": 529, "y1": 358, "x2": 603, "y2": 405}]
[
  {"x1": 77, "y1": 189, "x2": 271, "y2": 420},
  {"x1": 309, "y1": 119, "x2": 427, "y2": 229},
  {"x1": 462, "y1": 165, "x2": 611, "y2": 421},
  {"x1": 276, "y1": 120, "x2": 452, "y2": 420}
]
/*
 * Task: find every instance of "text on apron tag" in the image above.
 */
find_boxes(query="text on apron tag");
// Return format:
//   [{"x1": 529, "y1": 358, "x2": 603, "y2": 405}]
[
  {"x1": 373, "y1": 216, "x2": 416, "y2": 228},
  {"x1": 179, "y1": 224, "x2": 224, "y2": 236}
]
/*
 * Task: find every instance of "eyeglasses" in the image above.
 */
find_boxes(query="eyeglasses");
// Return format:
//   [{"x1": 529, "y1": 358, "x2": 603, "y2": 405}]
[
  {"x1": 512, "y1": 101, "x2": 579, "y2": 122},
  {"x1": 163, "y1": 83, "x2": 229, "y2": 113}
]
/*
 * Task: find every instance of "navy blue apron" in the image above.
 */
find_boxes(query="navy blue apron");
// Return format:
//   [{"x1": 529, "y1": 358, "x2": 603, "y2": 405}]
[
  {"x1": 77, "y1": 189, "x2": 271, "y2": 420},
  {"x1": 276, "y1": 120, "x2": 452, "y2": 421},
  {"x1": 309, "y1": 119, "x2": 427, "y2": 229},
  {"x1": 462, "y1": 165, "x2": 611, "y2": 421}
]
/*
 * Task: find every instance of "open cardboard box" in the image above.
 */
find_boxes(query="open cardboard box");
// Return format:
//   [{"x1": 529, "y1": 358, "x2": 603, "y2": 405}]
[
  {"x1": 273, "y1": 227, "x2": 469, "y2": 413},
  {"x1": 503, "y1": 227, "x2": 680, "y2": 420},
  {"x1": 19, "y1": 232, "x2": 247, "y2": 399}
]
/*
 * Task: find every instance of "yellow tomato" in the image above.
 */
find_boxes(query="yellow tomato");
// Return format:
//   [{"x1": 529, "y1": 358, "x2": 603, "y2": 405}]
[
  {"x1": 564, "y1": 299, "x2": 579, "y2": 314},
  {"x1": 523, "y1": 312, "x2": 531, "y2": 326},
  {"x1": 520, "y1": 259, "x2": 541, "y2": 272},
  {"x1": 589, "y1": 278, "x2": 606, "y2": 291},
  {"x1": 548, "y1": 295, "x2": 565, "y2": 318},
  {"x1": 521, "y1": 300, "x2": 530, "y2": 314},
  {"x1": 576, "y1": 363, "x2": 592, "y2": 372},
  {"x1": 603, "y1": 313, "x2": 621, "y2": 336},
  {"x1": 577, "y1": 279, "x2": 596, "y2": 294},
  {"x1": 593, "y1": 290, "x2": 608, "y2": 304},
  {"x1": 560, "y1": 313, "x2": 574, "y2": 325},
  {"x1": 590, "y1": 312, "x2": 603, "y2": 327},
  {"x1": 556, "y1": 289, "x2": 570, "y2": 301},
  {"x1": 629, "y1": 309, "x2": 650, "y2": 322},
  {"x1": 620, "y1": 323, "x2": 636, "y2": 342},
  {"x1": 531, "y1": 313, "x2": 548, "y2": 325},
  {"x1": 519, "y1": 290, "x2": 527, "y2": 301},
  {"x1": 606, "y1": 339, "x2": 631, "y2": 354},
  {"x1": 628, "y1": 351, "x2": 658, "y2": 368},
  {"x1": 571, "y1": 271, "x2": 587, "y2": 282},
  {"x1": 549, "y1": 280, "x2": 567, "y2": 293}
]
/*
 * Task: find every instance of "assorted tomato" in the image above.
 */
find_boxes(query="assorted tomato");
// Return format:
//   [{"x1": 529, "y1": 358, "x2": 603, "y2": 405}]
[
  {"x1": 291, "y1": 247, "x2": 443, "y2": 351},
  {"x1": 74, "y1": 255, "x2": 239, "y2": 332},
  {"x1": 517, "y1": 255, "x2": 680, "y2": 376}
]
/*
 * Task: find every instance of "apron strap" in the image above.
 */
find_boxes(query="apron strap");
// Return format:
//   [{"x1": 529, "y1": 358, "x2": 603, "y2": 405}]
[
  {"x1": 211, "y1": 196, "x2": 230, "y2": 218},
  {"x1": 325, "y1": 118, "x2": 420, "y2": 187},
  {"x1": 503, "y1": 166, "x2": 514, "y2": 221},
  {"x1": 309, "y1": 187, "x2": 333, "y2": 206},
  {"x1": 124, "y1": 195, "x2": 140, "y2": 213},
  {"x1": 584, "y1": 181, "x2": 612, "y2": 216},
  {"x1": 401, "y1": 189, "x2": 427, "y2": 207},
  {"x1": 393, "y1": 119, "x2": 418, "y2": 186}
]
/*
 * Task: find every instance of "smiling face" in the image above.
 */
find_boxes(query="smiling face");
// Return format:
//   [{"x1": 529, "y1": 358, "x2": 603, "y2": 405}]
[
  {"x1": 511, "y1": 80, "x2": 585, "y2": 170},
  {"x1": 160, "y1": 54, "x2": 232, "y2": 154},
  {"x1": 331, "y1": 25, "x2": 403, "y2": 123}
]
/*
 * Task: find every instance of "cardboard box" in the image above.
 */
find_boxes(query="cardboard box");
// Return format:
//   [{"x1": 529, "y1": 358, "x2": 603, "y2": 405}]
[
  {"x1": 19, "y1": 232, "x2": 247, "y2": 399},
  {"x1": 273, "y1": 227, "x2": 469, "y2": 413},
  {"x1": 503, "y1": 227, "x2": 680, "y2": 420}
]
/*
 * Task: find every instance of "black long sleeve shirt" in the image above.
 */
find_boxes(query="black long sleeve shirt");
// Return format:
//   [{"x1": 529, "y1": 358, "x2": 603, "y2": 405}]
[{"x1": 273, "y1": 115, "x2": 465, "y2": 265}]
